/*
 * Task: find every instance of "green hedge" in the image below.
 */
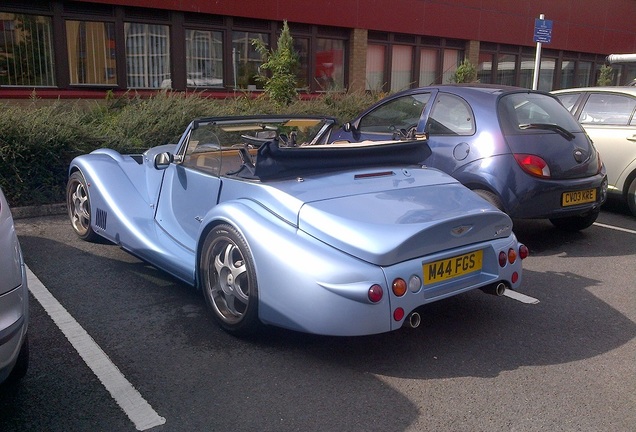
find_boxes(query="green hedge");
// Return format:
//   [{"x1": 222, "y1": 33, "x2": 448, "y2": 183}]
[{"x1": 0, "y1": 90, "x2": 380, "y2": 207}]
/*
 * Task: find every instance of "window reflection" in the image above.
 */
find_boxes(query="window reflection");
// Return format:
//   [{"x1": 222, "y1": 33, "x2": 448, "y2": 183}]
[
  {"x1": 366, "y1": 44, "x2": 385, "y2": 91},
  {"x1": 391, "y1": 45, "x2": 412, "y2": 91},
  {"x1": 125, "y1": 23, "x2": 170, "y2": 89},
  {"x1": 419, "y1": 48, "x2": 438, "y2": 86},
  {"x1": 185, "y1": 29, "x2": 223, "y2": 88},
  {"x1": 442, "y1": 49, "x2": 460, "y2": 84},
  {"x1": 315, "y1": 38, "x2": 344, "y2": 90},
  {"x1": 232, "y1": 31, "x2": 268, "y2": 89},
  {"x1": 0, "y1": 13, "x2": 55, "y2": 86},
  {"x1": 66, "y1": 20, "x2": 116, "y2": 85}
]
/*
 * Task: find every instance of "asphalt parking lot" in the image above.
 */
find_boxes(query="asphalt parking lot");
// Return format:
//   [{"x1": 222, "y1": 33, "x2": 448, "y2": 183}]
[{"x1": 1, "y1": 200, "x2": 635, "y2": 432}]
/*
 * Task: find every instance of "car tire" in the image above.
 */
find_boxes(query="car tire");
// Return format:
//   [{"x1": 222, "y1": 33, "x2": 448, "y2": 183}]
[
  {"x1": 549, "y1": 209, "x2": 599, "y2": 232},
  {"x1": 5, "y1": 335, "x2": 29, "y2": 385},
  {"x1": 627, "y1": 177, "x2": 636, "y2": 217},
  {"x1": 472, "y1": 189, "x2": 504, "y2": 211},
  {"x1": 200, "y1": 224, "x2": 260, "y2": 336},
  {"x1": 66, "y1": 171, "x2": 99, "y2": 242}
]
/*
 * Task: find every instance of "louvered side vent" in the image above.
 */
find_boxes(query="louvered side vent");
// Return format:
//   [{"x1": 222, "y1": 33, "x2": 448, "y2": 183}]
[{"x1": 95, "y1": 208, "x2": 107, "y2": 230}]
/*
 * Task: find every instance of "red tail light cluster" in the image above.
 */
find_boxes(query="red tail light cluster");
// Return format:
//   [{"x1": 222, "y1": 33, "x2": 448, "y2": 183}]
[
  {"x1": 514, "y1": 153, "x2": 550, "y2": 178},
  {"x1": 498, "y1": 245, "x2": 529, "y2": 267}
]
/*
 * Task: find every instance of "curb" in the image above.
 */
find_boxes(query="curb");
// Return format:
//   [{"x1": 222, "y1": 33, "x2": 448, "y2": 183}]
[{"x1": 12, "y1": 203, "x2": 67, "y2": 220}]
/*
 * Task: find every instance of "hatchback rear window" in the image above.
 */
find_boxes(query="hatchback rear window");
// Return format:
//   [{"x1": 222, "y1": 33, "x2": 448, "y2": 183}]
[{"x1": 497, "y1": 93, "x2": 582, "y2": 134}]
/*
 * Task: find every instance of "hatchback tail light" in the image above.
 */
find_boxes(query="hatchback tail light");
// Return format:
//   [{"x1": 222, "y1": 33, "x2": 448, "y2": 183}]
[{"x1": 513, "y1": 153, "x2": 551, "y2": 178}]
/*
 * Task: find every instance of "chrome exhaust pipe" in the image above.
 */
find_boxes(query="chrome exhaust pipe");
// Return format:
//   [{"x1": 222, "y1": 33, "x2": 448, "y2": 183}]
[
  {"x1": 408, "y1": 312, "x2": 421, "y2": 328},
  {"x1": 480, "y1": 282, "x2": 507, "y2": 296}
]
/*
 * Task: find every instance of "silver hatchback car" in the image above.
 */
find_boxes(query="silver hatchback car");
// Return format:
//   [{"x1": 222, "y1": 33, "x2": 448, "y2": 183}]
[
  {"x1": 553, "y1": 87, "x2": 636, "y2": 216},
  {"x1": 0, "y1": 187, "x2": 29, "y2": 385}
]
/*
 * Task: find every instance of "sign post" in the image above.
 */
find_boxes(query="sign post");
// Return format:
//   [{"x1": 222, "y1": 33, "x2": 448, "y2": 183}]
[{"x1": 532, "y1": 14, "x2": 553, "y2": 90}]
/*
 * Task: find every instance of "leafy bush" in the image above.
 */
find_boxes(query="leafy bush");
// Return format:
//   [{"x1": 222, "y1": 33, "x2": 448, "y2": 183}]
[
  {"x1": 252, "y1": 21, "x2": 299, "y2": 106},
  {"x1": 0, "y1": 89, "x2": 382, "y2": 207},
  {"x1": 450, "y1": 60, "x2": 477, "y2": 84}
]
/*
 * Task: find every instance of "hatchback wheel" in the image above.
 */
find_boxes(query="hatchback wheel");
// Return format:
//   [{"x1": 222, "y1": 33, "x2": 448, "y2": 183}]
[
  {"x1": 200, "y1": 224, "x2": 260, "y2": 336},
  {"x1": 473, "y1": 189, "x2": 504, "y2": 211},
  {"x1": 627, "y1": 177, "x2": 636, "y2": 217},
  {"x1": 549, "y1": 209, "x2": 599, "y2": 232}
]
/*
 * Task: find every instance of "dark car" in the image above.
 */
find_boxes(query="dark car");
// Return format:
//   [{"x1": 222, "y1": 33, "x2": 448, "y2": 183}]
[{"x1": 330, "y1": 84, "x2": 608, "y2": 231}]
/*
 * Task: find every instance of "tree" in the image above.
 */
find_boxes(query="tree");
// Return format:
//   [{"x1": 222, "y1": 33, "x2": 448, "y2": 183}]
[
  {"x1": 252, "y1": 21, "x2": 300, "y2": 106},
  {"x1": 597, "y1": 65, "x2": 614, "y2": 86},
  {"x1": 450, "y1": 59, "x2": 477, "y2": 84}
]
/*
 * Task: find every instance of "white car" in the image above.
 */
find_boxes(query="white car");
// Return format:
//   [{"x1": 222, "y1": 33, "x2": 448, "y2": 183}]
[
  {"x1": 0, "y1": 187, "x2": 29, "y2": 385},
  {"x1": 553, "y1": 87, "x2": 636, "y2": 216}
]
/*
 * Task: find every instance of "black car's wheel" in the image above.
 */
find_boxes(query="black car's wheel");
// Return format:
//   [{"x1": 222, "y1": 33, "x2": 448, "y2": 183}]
[
  {"x1": 473, "y1": 189, "x2": 505, "y2": 211},
  {"x1": 4, "y1": 335, "x2": 29, "y2": 385},
  {"x1": 200, "y1": 224, "x2": 260, "y2": 336},
  {"x1": 627, "y1": 177, "x2": 636, "y2": 217},
  {"x1": 66, "y1": 171, "x2": 99, "y2": 241},
  {"x1": 549, "y1": 209, "x2": 599, "y2": 232}
]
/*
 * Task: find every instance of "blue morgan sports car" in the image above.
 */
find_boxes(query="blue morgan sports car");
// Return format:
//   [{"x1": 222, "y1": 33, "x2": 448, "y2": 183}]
[{"x1": 67, "y1": 115, "x2": 527, "y2": 337}]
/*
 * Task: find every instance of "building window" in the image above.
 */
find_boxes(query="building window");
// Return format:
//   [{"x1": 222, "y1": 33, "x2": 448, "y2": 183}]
[
  {"x1": 519, "y1": 56, "x2": 535, "y2": 88},
  {"x1": 315, "y1": 38, "x2": 344, "y2": 90},
  {"x1": 537, "y1": 57, "x2": 556, "y2": 91},
  {"x1": 232, "y1": 31, "x2": 268, "y2": 89},
  {"x1": 293, "y1": 37, "x2": 308, "y2": 90},
  {"x1": 477, "y1": 52, "x2": 493, "y2": 84},
  {"x1": 66, "y1": 20, "x2": 116, "y2": 85},
  {"x1": 442, "y1": 49, "x2": 460, "y2": 84},
  {"x1": 0, "y1": 13, "x2": 55, "y2": 86},
  {"x1": 366, "y1": 44, "x2": 385, "y2": 91},
  {"x1": 497, "y1": 54, "x2": 516, "y2": 86},
  {"x1": 390, "y1": 45, "x2": 412, "y2": 91},
  {"x1": 576, "y1": 61, "x2": 592, "y2": 87},
  {"x1": 185, "y1": 29, "x2": 223, "y2": 88},
  {"x1": 419, "y1": 48, "x2": 438, "y2": 86},
  {"x1": 125, "y1": 23, "x2": 170, "y2": 89}
]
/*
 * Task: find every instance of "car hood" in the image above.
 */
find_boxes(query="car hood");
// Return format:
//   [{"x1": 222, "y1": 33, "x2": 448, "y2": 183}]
[{"x1": 247, "y1": 167, "x2": 509, "y2": 267}]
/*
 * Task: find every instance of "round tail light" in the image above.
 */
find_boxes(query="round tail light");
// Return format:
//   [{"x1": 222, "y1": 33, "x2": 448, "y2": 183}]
[
  {"x1": 368, "y1": 284, "x2": 383, "y2": 303},
  {"x1": 393, "y1": 307, "x2": 405, "y2": 321},
  {"x1": 508, "y1": 248, "x2": 517, "y2": 264},
  {"x1": 519, "y1": 244, "x2": 529, "y2": 259},
  {"x1": 498, "y1": 251, "x2": 507, "y2": 267},
  {"x1": 392, "y1": 278, "x2": 407, "y2": 297}
]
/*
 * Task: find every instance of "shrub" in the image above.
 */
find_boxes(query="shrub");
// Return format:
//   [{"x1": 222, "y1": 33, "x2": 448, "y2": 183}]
[{"x1": 0, "y1": 89, "x2": 383, "y2": 207}]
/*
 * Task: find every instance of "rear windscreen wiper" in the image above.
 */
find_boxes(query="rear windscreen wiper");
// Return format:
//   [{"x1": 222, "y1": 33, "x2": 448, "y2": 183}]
[{"x1": 519, "y1": 123, "x2": 576, "y2": 141}]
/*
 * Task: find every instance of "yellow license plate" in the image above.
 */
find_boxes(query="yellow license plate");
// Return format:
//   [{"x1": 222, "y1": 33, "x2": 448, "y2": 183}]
[
  {"x1": 561, "y1": 188, "x2": 596, "y2": 207},
  {"x1": 423, "y1": 250, "x2": 483, "y2": 285}
]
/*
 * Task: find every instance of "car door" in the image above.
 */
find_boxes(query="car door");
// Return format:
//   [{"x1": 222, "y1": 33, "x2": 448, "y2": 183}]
[
  {"x1": 155, "y1": 129, "x2": 223, "y2": 253},
  {"x1": 576, "y1": 92, "x2": 636, "y2": 192},
  {"x1": 422, "y1": 92, "x2": 479, "y2": 174},
  {"x1": 333, "y1": 91, "x2": 434, "y2": 142}
]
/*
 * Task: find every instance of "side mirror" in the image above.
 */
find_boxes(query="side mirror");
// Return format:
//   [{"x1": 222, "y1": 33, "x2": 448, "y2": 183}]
[
  {"x1": 343, "y1": 122, "x2": 352, "y2": 132},
  {"x1": 154, "y1": 152, "x2": 174, "y2": 170}
]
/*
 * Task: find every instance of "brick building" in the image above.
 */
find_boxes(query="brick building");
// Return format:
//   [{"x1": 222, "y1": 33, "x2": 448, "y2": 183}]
[{"x1": 1, "y1": 0, "x2": 634, "y2": 100}]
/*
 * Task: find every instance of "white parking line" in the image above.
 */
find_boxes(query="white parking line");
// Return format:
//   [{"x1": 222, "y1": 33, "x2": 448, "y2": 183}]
[
  {"x1": 593, "y1": 222, "x2": 636, "y2": 234},
  {"x1": 26, "y1": 266, "x2": 166, "y2": 431}
]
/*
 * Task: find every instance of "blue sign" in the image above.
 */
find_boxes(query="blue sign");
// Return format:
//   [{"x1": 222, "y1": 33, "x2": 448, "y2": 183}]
[{"x1": 533, "y1": 18, "x2": 553, "y2": 44}]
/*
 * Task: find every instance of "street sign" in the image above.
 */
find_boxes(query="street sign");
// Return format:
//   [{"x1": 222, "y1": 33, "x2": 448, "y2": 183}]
[{"x1": 533, "y1": 18, "x2": 553, "y2": 44}]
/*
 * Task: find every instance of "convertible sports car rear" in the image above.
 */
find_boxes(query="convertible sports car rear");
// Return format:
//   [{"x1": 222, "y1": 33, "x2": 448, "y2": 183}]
[{"x1": 67, "y1": 115, "x2": 527, "y2": 336}]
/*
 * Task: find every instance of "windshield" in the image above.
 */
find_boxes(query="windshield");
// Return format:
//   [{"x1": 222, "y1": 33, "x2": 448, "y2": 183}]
[{"x1": 178, "y1": 116, "x2": 430, "y2": 181}]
